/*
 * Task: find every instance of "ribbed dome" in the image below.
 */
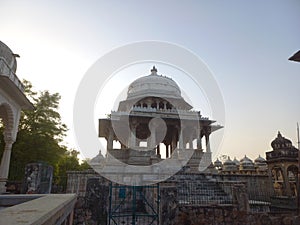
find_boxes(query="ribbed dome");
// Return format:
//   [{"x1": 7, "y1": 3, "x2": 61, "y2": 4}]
[
  {"x1": 240, "y1": 155, "x2": 253, "y2": 164},
  {"x1": 118, "y1": 66, "x2": 192, "y2": 111},
  {"x1": 89, "y1": 151, "x2": 105, "y2": 165},
  {"x1": 224, "y1": 157, "x2": 235, "y2": 165},
  {"x1": 127, "y1": 66, "x2": 181, "y2": 100},
  {"x1": 271, "y1": 131, "x2": 293, "y2": 150},
  {"x1": 254, "y1": 155, "x2": 266, "y2": 163},
  {"x1": 223, "y1": 157, "x2": 238, "y2": 171},
  {"x1": 233, "y1": 157, "x2": 240, "y2": 165},
  {"x1": 214, "y1": 158, "x2": 222, "y2": 168},
  {"x1": 240, "y1": 155, "x2": 255, "y2": 171},
  {"x1": 0, "y1": 40, "x2": 17, "y2": 73},
  {"x1": 254, "y1": 155, "x2": 267, "y2": 172}
]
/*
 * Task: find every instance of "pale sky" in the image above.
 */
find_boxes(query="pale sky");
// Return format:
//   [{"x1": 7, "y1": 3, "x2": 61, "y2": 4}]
[{"x1": 1, "y1": 0, "x2": 299, "y2": 162}]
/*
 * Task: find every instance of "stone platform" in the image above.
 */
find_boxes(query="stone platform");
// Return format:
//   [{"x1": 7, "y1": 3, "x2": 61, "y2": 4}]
[{"x1": 0, "y1": 194, "x2": 76, "y2": 225}]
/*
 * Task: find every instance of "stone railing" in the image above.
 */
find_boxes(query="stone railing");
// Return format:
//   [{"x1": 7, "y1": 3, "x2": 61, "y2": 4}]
[
  {"x1": 131, "y1": 106, "x2": 203, "y2": 115},
  {"x1": 0, "y1": 194, "x2": 76, "y2": 225},
  {"x1": 111, "y1": 109, "x2": 206, "y2": 121},
  {"x1": 0, "y1": 57, "x2": 25, "y2": 92}
]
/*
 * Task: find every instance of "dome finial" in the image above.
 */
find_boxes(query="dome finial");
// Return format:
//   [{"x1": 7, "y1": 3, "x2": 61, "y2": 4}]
[{"x1": 151, "y1": 66, "x2": 157, "y2": 75}]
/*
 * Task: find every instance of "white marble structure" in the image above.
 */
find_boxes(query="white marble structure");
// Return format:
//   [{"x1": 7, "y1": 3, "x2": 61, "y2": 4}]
[
  {"x1": 97, "y1": 67, "x2": 222, "y2": 182},
  {"x1": 0, "y1": 41, "x2": 33, "y2": 193}
]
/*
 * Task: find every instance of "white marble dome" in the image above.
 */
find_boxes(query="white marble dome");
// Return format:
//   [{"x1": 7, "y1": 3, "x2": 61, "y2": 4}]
[
  {"x1": 254, "y1": 155, "x2": 266, "y2": 163},
  {"x1": 214, "y1": 158, "x2": 222, "y2": 168},
  {"x1": 240, "y1": 155, "x2": 255, "y2": 171},
  {"x1": 118, "y1": 66, "x2": 192, "y2": 111},
  {"x1": 233, "y1": 157, "x2": 240, "y2": 166},
  {"x1": 223, "y1": 157, "x2": 238, "y2": 171},
  {"x1": 127, "y1": 66, "x2": 182, "y2": 100},
  {"x1": 0, "y1": 40, "x2": 17, "y2": 73}
]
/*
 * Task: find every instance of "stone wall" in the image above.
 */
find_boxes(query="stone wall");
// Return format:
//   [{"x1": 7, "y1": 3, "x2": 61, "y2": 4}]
[
  {"x1": 66, "y1": 170, "x2": 298, "y2": 225},
  {"x1": 217, "y1": 174, "x2": 273, "y2": 202},
  {"x1": 66, "y1": 170, "x2": 109, "y2": 225},
  {"x1": 174, "y1": 206, "x2": 299, "y2": 225},
  {"x1": 160, "y1": 185, "x2": 178, "y2": 225},
  {"x1": 66, "y1": 169, "x2": 99, "y2": 197}
]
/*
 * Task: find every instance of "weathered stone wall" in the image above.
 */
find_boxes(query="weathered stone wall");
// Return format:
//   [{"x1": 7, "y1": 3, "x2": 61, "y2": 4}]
[
  {"x1": 67, "y1": 171, "x2": 108, "y2": 225},
  {"x1": 66, "y1": 169, "x2": 100, "y2": 197},
  {"x1": 160, "y1": 184, "x2": 178, "y2": 225},
  {"x1": 67, "y1": 170, "x2": 298, "y2": 225},
  {"x1": 216, "y1": 174, "x2": 273, "y2": 203}
]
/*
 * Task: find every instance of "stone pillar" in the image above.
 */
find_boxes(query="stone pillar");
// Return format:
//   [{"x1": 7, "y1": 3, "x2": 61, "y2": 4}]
[
  {"x1": 171, "y1": 135, "x2": 177, "y2": 152},
  {"x1": 197, "y1": 137, "x2": 202, "y2": 150},
  {"x1": 283, "y1": 167, "x2": 292, "y2": 196},
  {"x1": 189, "y1": 140, "x2": 193, "y2": 149},
  {"x1": 146, "y1": 99, "x2": 151, "y2": 109},
  {"x1": 160, "y1": 185, "x2": 178, "y2": 225},
  {"x1": 163, "y1": 101, "x2": 167, "y2": 110},
  {"x1": 205, "y1": 133, "x2": 211, "y2": 153},
  {"x1": 0, "y1": 133, "x2": 15, "y2": 193},
  {"x1": 166, "y1": 144, "x2": 169, "y2": 158},
  {"x1": 129, "y1": 124, "x2": 137, "y2": 148},
  {"x1": 232, "y1": 183, "x2": 250, "y2": 212},
  {"x1": 136, "y1": 139, "x2": 140, "y2": 147},
  {"x1": 107, "y1": 128, "x2": 113, "y2": 150},
  {"x1": 157, "y1": 144, "x2": 160, "y2": 155},
  {"x1": 179, "y1": 127, "x2": 184, "y2": 149},
  {"x1": 149, "y1": 125, "x2": 156, "y2": 149}
]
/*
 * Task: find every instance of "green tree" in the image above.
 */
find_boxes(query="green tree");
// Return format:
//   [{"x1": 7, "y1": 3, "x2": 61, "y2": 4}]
[
  {"x1": 0, "y1": 81, "x2": 89, "y2": 192},
  {"x1": 79, "y1": 159, "x2": 91, "y2": 171},
  {"x1": 0, "y1": 81, "x2": 68, "y2": 182},
  {"x1": 55, "y1": 150, "x2": 91, "y2": 190},
  {"x1": 55, "y1": 150, "x2": 80, "y2": 189}
]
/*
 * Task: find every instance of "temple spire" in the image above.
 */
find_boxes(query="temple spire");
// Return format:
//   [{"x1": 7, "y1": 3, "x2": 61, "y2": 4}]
[
  {"x1": 277, "y1": 131, "x2": 282, "y2": 138},
  {"x1": 151, "y1": 66, "x2": 157, "y2": 75}
]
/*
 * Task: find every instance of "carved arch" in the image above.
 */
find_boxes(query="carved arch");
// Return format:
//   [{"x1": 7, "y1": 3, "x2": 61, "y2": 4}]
[
  {"x1": 0, "y1": 102, "x2": 15, "y2": 134},
  {"x1": 287, "y1": 165, "x2": 298, "y2": 196},
  {"x1": 271, "y1": 165, "x2": 284, "y2": 196}
]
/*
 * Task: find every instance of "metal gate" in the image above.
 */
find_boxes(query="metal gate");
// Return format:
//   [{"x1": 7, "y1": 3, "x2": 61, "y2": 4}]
[{"x1": 108, "y1": 183, "x2": 159, "y2": 225}]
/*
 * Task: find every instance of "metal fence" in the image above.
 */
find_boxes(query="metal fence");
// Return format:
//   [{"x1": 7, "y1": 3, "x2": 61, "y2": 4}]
[{"x1": 176, "y1": 175, "x2": 273, "y2": 213}]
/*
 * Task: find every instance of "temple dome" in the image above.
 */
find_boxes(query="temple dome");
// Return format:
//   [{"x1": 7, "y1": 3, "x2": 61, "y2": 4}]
[
  {"x1": 214, "y1": 158, "x2": 222, "y2": 168},
  {"x1": 254, "y1": 155, "x2": 266, "y2": 163},
  {"x1": 223, "y1": 157, "x2": 234, "y2": 165},
  {"x1": 240, "y1": 155, "x2": 253, "y2": 164},
  {"x1": 0, "y1": 40, "x2": 18, "y2": 73},
  {"x1": 127, "y1": 66, "x2": 182, "y2": 100},
  {"x1": 118, "y1": 67, "x2": 192, "y2": 111},
  {"x1": 254, "y1": 155, "x2": 267, "y2": 171},
  {"x1": 223, "y1": 157, "x2": 238, "y2": 171},
  {"x1": 271, "y1": 131, "x2": 293, "y2": 150},
  {"x1": 240, "y1": 155, "x2": 255, "y2": 171},
  {"x1": 233, "y1": 157, "x2": 240, "y2": 166}
]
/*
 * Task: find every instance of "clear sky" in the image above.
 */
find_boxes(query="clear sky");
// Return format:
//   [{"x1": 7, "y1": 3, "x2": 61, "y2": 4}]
[{"x1": 1, "y1": 0, "x2": 299, "y2": 162}]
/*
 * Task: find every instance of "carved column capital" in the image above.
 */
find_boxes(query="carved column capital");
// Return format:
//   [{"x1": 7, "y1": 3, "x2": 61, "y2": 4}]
[{"x1": 3, "y1": 131, "x2": 16, "y2": 145}]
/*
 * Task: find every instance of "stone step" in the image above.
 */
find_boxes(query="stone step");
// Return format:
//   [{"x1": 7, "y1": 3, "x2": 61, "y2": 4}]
[{"x1": 175, "y1": 175, "x2": 232, "y2": 205}]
